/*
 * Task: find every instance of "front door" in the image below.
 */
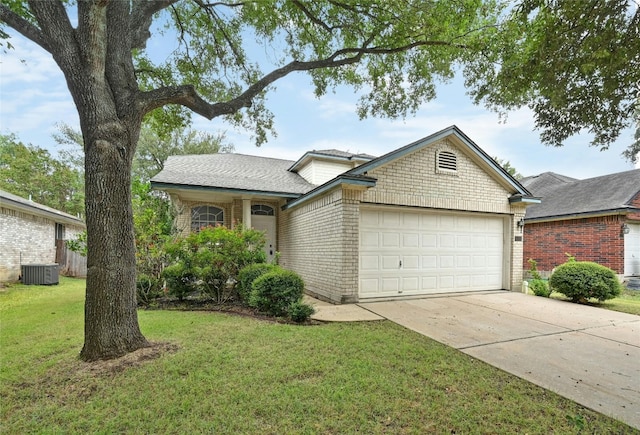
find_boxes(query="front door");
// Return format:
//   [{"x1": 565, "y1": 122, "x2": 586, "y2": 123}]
[{"x1": 251, "y1": 205, "x2": 277, "y2": 263}]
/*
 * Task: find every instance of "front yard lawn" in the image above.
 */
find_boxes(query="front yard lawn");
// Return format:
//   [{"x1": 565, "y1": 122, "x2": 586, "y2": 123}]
[
  {"x1": 1, "y1": 277, "x2": 635, "y2": 433},
  {"x1": 550, "y1": 287, "x2": 640, "y2": 315}
]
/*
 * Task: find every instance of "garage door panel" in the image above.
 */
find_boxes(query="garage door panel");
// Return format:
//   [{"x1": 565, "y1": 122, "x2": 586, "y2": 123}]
[
  {"x1": 361, "y1": 231, "x2": 379, "y2": 248},
  {"x1": 422, "y1": 255, "x2": 437, "y2": 269},
  {"x1": 403, "y1": 233, "x2": 419, "y2": 247},
  {"x1": 422, "y1": 234, "x2": 437, "y2": 247},
  {"x1": 382, "y1": 232, "x2": 400, "y2": 247},
  {"x1": 360, "y1": 208, "x2": 505, "y2": 298},
  {"x1": 403, "y1": 255, "x2": 420, "y2": 269},
  {"x1": 360, "y1": 255, "x2": 379, "y2": 271},
  {"x1": 382, "y1": 278, "x2": 400, "y2": 292},
  {"x1": 382, "y1": 256, "x2": 400, "y2": 270}
]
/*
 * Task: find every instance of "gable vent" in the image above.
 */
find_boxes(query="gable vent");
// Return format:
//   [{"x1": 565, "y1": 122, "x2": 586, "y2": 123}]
[{"x1": 437, "y1": 151, "x2": 457, "y2": 172}]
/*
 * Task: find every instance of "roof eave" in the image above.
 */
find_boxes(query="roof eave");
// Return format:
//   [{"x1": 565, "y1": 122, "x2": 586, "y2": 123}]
[
  {"x1": 288, "y1": 152, "x2": 373, "y2": 172},
  {"x1": 150, "y1": 181, "x2": 303, "y2": 199},
  {"x1": 524, "y1": 207, "x2": 639, "y2": 223},
  {"x1": 0, "y1": 196, "x2": 85, "y2": 227},
  {"x1": 282, "y1": 175, "x2": 377, "y2": 210},
  {"x1": 509, "y1": 195, "x2": 541, "y2": 205}
]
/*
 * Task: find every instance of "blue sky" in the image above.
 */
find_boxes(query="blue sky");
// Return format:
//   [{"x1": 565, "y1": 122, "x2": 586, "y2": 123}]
[{"x1": 1, "y1": 29, "x2": 637, "y2": 180}]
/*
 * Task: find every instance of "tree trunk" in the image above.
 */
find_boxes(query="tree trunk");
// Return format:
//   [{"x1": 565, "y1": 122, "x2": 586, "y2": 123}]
[{"x1": 79, "y1": 122, "x2": 148, "y2": 361}]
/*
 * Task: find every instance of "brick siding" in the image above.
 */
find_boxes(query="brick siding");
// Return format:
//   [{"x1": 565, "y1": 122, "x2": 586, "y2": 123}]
[
  {"x1": 523, "y1": 215, "x2": 626, "y2": 274},
  {"x1": 0, "y1": 206, "x2": 85, "y2": 282}
]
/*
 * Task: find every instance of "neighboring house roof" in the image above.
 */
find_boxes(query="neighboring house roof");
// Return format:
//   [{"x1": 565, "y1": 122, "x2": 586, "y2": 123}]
[
  {"x1": 0, "y1": 189, "x2": 85, "y2": 227},
  {"x1": 520, "y1": 172, "x2": 578, "y2": 197},
  {"x1": 523, "y1": 169, "x2": 640, "y2": 221},
  {"x1": 151, "y1": 153, "x2": 315, "y2": 197}
]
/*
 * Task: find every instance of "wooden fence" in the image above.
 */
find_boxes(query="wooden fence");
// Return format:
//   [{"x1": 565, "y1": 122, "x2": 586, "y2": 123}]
[{"x1": 55, "y1": 240, "x2": 87, "y2": 278}]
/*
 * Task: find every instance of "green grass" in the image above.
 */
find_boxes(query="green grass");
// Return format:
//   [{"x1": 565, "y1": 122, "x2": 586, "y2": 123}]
[
  {"x1": 1, "y1": 278, "x2": 636, "y2": 434},
  {"x1": 550, "y1": 288, "x2": 640, "y2": 315}
]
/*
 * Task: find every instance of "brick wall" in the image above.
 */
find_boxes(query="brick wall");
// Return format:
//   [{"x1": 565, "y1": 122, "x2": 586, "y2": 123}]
[
  {"x1": 0, "y1": 206, "x2": 84, "y2": 282},
  {"x1": 523, "y1": 215, "x2": 625, "y2": 274},
  {"x1": 279, "y1": 188, "x2": 358, "y2": 303}
]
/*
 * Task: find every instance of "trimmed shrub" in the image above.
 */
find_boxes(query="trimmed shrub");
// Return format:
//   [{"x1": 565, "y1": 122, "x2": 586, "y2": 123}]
[
  {"x1": 249, "y1": 269, "x2": 305, "y2": 317},
  {"x1": 549, "y1": 261, "x2": 622, "y2": 302},
  {"x1": 529, "y1": 279, "x2": 550, "y2": 297},
  {"x1": 288, "y1": 301, "x2": 315, "y2": 323},
  {"x1": 238, "y1": 263, "x2": 280, "y2": 303}
]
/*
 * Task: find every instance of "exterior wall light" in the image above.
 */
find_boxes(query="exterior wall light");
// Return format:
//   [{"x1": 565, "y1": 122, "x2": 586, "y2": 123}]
[
  {"x1": 517, "y1": 218, "x2": 525, "y2": 229},
  {"x1": 622, "y1": 223, "x2": 630, "y2": 235}
]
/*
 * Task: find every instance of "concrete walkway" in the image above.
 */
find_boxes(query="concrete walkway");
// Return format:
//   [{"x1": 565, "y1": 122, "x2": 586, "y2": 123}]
[{"x1": 308, "y1": 292, "x2": 640, "y2": 429}]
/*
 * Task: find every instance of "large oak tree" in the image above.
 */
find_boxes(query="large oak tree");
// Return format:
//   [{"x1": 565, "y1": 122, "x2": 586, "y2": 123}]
[{"x1": 1, "y1": 1, "x2": 637, "y2": 360}]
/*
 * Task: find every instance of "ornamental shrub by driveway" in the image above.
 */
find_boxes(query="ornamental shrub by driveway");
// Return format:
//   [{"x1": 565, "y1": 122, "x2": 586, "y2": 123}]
[{"x1": 549, "y1": 261, "x2": 622, "y2": 302}]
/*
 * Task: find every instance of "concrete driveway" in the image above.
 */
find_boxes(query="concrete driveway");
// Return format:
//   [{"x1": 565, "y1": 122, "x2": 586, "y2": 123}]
[{"x1": 358, "y1": 292, "x2": 640, "y2": 429}]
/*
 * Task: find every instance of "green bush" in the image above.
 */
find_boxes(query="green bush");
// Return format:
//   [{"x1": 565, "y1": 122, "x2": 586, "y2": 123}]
[
  {"x1": 288, "y1": 301, "x2": 315, "y2": 323},
  {"x1": 249, "y1": 269, "x2": 305, "y2": 317},
  {"x1": 529, "y1": 279, "x2": 550, "y2": 297},
  {"x1": 238, "y1": 263, "x2": 280, "y2": 303},
  {"x1": 162, "y1": 263, "x2": 195, "y2": 301},
  {"x1": 549, "y1": 261, "x2": 622, "y2": 302},
  {"x1": 163, "y1": 225, "x2": 266, "y2": 302},
  {"x1": 136, "y1": 274, "x2": 164, "y2": 306}
]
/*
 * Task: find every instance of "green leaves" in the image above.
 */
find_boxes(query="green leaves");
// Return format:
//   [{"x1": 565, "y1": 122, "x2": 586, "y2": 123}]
[
  {"x1": 0, "y1": 133, "x2": 84, "y2": 216},
  {"x1": 466, "y1": 0, "x2": 639, "y2": 156}
]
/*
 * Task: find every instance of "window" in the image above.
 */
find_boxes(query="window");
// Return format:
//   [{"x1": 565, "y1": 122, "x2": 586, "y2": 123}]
[
  {"x1": 436, "y1": 150, "x2": 457, "y2": 173},
  {"x1": 251, "y1": 204, "x2": 275, "y2": 216},
  {"x1": 55, "y1": 223, "x2": 65, "y2": 241},
  {"x1": 191, "y1": 205, "x2": 224, "y2": 231}
]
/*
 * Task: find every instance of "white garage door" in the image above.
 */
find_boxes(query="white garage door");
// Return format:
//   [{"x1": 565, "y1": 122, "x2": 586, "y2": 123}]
[
  {"x1": 359, "y1": 208, "x2": 505, "y2": 299},
  {"x1": 624, "y1": 223, "x2": 640, "y2": 276}
]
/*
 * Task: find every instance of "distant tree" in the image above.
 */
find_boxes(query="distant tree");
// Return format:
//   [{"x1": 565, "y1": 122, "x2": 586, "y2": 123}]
[
  {"x1": 494, "y1": 157, "x2": 522, "y2": 180},
  {"x1": 54, "y1": 122, "x2": 233, "y2": 182},
  {"x1": 0, "y1": 133, "x2": 84, "y2": 216},
  {"x1": 133, "y1": 127, "x2": 233, "y2": 182}
]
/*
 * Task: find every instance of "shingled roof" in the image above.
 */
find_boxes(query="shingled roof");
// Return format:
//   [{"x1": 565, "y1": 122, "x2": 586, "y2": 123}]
[
  {"x1": 519, "y1": 172, "x2": 578, "y2": 197},
  {"x1": 522, "y1": 169, "x2": 640, "y2": 221},
  {"x1": 151, "y1": 153, "x2": 315, "y2": 195},
  {"x1": 0, "y1": 189, "x2": 85, "y2": 226}
]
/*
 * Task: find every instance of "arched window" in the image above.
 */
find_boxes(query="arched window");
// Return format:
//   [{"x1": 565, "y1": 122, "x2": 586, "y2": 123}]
[
  {"x1": 436, "y1": 150, "x2": 457, "y2": 173},
  {"x1": 251, "y1": 204, "x2": 275, "y2": 216},
  {"x1": 191, "y1": 205, "x2": 224, "y2": 231}
]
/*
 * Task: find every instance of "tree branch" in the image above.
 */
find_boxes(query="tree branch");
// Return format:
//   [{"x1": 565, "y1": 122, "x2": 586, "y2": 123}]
[
  {"x1": 139, "y1": 38, "x2": 464, "y2": 120},
  {"x1": 130, "y1": 0, "x2": 178, "y2": 49},
  {"x1": 0, "y1": 3, "x2": 50, "y2": 52}
]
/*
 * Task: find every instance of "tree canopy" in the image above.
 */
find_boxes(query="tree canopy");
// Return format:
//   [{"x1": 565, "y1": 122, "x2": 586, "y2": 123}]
[
  {"x1": 0, "y1": 133, "x2": 84, "y2": 216},
  {"x1": 465, "y1": 0, "x2": 639, "y2": 160},
  {"x1": 1, "y1": 0, "x2": 636, "y2": 361}
]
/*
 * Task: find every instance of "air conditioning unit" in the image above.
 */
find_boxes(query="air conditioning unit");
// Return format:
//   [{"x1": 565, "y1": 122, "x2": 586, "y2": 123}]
[{"x1": 21, "y1": 264, "x2": 59, "y2": 285}]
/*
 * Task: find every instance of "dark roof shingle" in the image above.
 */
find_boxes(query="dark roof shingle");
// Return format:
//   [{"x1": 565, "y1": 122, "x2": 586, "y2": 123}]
[{"x1": 524, "y1": 169, "x2": 640, "y2": 220}]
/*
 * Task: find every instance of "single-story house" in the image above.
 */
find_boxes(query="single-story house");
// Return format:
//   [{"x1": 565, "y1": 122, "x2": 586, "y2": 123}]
[
  {"x1": 520, "y1": 169, "x2": 640, "y2": 278},
  {"x1": 151, "y1": 126, "x2": 539, "y2": 303},
  {"x1": 0, "y1": 189, "x2": 86, "y2": 282}
]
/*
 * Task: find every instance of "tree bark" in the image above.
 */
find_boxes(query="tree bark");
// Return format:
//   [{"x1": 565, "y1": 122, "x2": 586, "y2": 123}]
[{"x1": 79, "y1": 122, "x2": 149, "y2": 361}]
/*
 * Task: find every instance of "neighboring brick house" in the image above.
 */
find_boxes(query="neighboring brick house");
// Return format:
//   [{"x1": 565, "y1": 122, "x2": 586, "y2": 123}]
[
  {"x1": 0, "y1": 189, "x2": 86, "y2": 282},
  {"x1": 152, "y1": 126, "x2": 539, "y2": 303},
  {"x1": 521, "y1": 169, "x2": 640, "y2": 278}
]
